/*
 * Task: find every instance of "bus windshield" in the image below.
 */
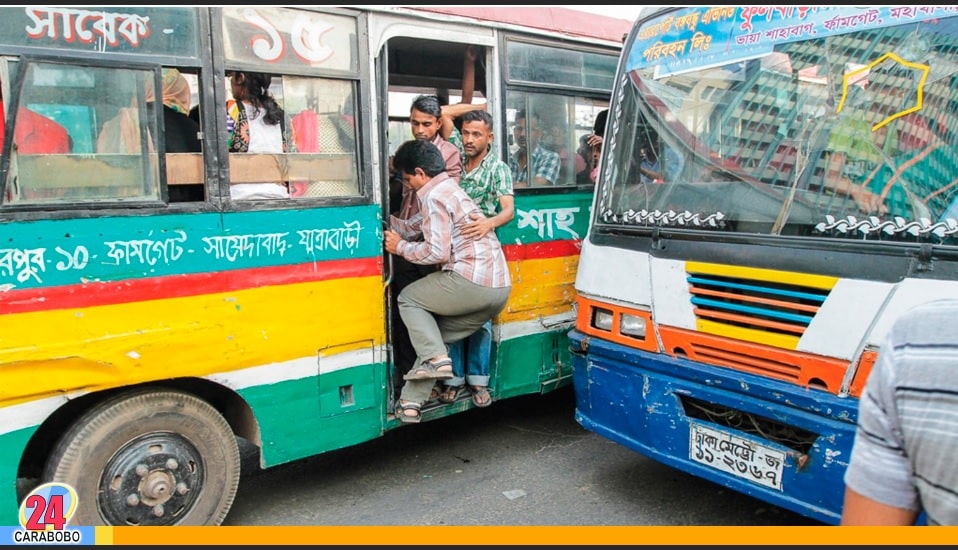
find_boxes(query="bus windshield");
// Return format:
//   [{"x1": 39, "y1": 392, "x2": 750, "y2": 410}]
[{"x1": 598, "y1": 7, "x2": 958, "y2": 243}]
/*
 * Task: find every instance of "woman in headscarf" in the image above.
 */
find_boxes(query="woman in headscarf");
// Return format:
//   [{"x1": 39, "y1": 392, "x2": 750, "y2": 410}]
[
  {"x1": 155, "y1": 68, "x2": 201, "y2": 153},
  {"x1": 96, "y1": 68, "x2": 200, "y2": 154}
]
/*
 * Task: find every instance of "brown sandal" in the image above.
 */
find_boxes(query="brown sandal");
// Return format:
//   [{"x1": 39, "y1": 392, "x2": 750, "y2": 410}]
[
  {"x1": 395, "y1": 400, "x2": 421, "y2": 423},
  {"x1": 470, "y1": 386, "x2": 492, "y2": 408},
  {"x1": 403, "y1": 357, "x2": 454, "y2": 381},
  {"x1": 438, "y1": 384, "x2": 467, "y2": 404}
]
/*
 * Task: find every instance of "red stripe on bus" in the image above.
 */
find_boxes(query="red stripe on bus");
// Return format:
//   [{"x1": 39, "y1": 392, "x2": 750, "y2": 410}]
[
  {"x1": 0, "y1": 256, "x2": 382, "y2": 315},
  {"x1": 502, "y1": 239, "x2": 581, "y2": 261}
]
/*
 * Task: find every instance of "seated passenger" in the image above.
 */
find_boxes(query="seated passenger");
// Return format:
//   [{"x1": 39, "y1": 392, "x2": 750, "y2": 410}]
[
  {"x1": 152, "y1": 68, "x2": 203, "y2": 202},
  {"x1": 509, "y1": 110, "x2": 559, "y2": 187},
  {"x1": 227, "y1": 70, "x2": 296, "y2": 200},
  {"x1": 153, "y1": 68, "x2": 200, "y2": 154},
  {"x1": 0, "y1": 85, "x2": 71, "y2": 200},
  {"x1": 0, "y1": 88, "x2": 70, "y2": 154}
]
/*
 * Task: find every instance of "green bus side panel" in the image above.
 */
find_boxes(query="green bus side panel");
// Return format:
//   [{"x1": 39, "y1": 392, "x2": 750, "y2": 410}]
[
  {"x1": 494, "y1": 328, "x2": 573, "y2": 399},
  {"x1": 1, "y1": 427, "x2": 34, "y2": 526},
  {"x1": 237, "y1": 362, "x2": 387, "y2": 468}
]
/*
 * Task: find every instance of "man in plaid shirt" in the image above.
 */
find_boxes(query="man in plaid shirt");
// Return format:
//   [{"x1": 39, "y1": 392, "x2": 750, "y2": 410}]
[
  {"x1": 509, "y1": 109, "x2": 560, "y2": 187},
  {"x1": 384, "y1": 139, "x2": 512, "y2": 423}
]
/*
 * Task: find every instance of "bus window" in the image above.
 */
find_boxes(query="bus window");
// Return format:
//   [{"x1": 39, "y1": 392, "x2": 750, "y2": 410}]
[
  {"x1": 286, "y1": 77, "x2": 359, "y2": 198},
  {"x1": 503, "y1": 36, "x2": 614, "y2": 189},
  {"x1": 224, "y1": 72, "x2": 359, "y2": 201},
  {"x1": 221, "y1": 6, "x2": 361, "y2": 203},
  {"x1": 161, "y1": 69, "x2": 205, "y2": 203},
  {"x1": 5, "y1": 62, "x2": 161, "y2": 203},
  {"x1": 506, "y1": 93, "x2": 607, "y2": 188}
]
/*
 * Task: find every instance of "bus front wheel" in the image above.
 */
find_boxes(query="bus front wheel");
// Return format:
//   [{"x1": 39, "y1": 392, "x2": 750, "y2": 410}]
[{"x1": 42, "y1": 389, "x2": 241, "y2": 526}]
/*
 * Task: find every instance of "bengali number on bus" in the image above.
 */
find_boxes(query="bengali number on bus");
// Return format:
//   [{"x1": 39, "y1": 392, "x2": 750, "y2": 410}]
[{"x1": 689, "y1": 422, "x2": 785, "y2": 491}]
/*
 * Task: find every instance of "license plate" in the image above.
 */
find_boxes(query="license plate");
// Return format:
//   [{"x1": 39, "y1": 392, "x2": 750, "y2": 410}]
[{"x1": 689, "y1": 421, "x2": 786, "y2": 491}]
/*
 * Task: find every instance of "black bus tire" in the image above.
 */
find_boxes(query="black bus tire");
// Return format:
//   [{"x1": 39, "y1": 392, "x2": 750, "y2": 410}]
[{"x1": 42, "y1": 389, "x2": 240, "y2": 526}]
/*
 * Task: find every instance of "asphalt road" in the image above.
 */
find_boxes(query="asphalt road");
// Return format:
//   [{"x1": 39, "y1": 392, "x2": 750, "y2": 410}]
[{"x1": 222, "y1": 386, "x2": 824, "y2": 527}]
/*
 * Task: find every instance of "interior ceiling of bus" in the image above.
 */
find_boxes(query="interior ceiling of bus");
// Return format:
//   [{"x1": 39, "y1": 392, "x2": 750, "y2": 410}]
[{"x1": 387, "y1": 37, "x2": 487, "y2": 96}]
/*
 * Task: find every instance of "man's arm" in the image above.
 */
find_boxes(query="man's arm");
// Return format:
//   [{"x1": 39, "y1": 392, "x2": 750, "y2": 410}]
[
  {"x1": 395, "y1": 194, "x2": 453, "y2": 265},
  {"x1": 461, "y1": 45, "x2": 477, "y2": 105},
  {"x1": 841, "y1": 325, "x2": 922, "y2": 526},
  {"x1": 840, "y1": 487, "x2": 918, "y2": 526},
  {"x1": 824, "y1": 150, "x2": 887, "y2": 214},
  {"x1": 439, "y1": 103, "x2": 486, "y2": 141},
  {"x1": 439, "y1": 45, "x2": 485, "y2": 141}
]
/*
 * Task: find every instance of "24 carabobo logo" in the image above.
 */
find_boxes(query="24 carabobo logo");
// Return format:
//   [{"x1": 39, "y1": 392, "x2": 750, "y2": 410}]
[
  {"x1": 19, "y1": 482, "x2": 78, "y2": 531},
  {"x1": 8, "y1": 481, "x2": 88, "y2": 545}
]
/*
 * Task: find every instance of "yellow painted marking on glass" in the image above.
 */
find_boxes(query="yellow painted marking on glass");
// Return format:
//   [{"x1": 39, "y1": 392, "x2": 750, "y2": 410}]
[{"x1": 836, "y1": 51, "x2": 929, "y2": 131}]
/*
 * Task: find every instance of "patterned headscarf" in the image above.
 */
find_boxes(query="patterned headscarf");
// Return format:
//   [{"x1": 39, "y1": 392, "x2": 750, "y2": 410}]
[{"x1": 159, "y1": 68, "x2": 191, "y2": 115}]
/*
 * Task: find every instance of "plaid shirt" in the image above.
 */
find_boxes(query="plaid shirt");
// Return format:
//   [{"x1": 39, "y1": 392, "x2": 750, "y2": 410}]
[
  {"x1": 509, "y1": 144, "x2": 560, "y2": 185},
  {"x1": 398, "y1": 135, "x2": 462, "y2": 220},
  {"x1": 391, "y1": 173, "x2": 511, "y2": 289},
  {"x1": 448, "y1": 129, "x2": 513, "y2": 217}
]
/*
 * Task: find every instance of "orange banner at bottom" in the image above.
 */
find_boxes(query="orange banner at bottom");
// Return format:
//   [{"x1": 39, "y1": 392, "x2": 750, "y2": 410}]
[{"x1": 103, "y1": 525, "x2": 958, "y2": 546}]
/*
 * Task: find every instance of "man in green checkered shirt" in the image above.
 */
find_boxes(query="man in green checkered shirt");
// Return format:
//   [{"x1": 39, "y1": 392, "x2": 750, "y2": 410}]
[{"x1": 439, "y1": 107, "x2": 514, "y2": 407}]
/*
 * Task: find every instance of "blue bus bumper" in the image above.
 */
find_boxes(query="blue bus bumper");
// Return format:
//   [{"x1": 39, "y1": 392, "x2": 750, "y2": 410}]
[{"x1": 569, "y1": 329, "x2": 858, "y2": 525}]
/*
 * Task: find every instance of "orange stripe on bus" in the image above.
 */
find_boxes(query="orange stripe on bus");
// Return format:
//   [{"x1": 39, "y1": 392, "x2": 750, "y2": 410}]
[
  {"x1": 692, "y1": 308, "x2": 806, "y2": 334},
  {"x1": 848, "y1": 349, "x2": 878, "y2": 398},
  {"x1": 689, "y1": 287, "x2": 821, "y2": 314},
  {"x1": 658, "y1": 326, "x2": 851, "y2": 395}
]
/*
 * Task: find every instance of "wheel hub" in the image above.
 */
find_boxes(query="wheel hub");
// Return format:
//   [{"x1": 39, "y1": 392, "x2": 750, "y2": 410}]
[{"x1": 98, "y1": 433, "x2": 204, "y2": 525}]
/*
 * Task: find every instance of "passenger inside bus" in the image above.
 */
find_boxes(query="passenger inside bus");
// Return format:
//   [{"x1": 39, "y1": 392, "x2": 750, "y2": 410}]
[
  {"x1": 388, "y1": 94, "x2": 461, "y2": 393},
  {"x1": 152, "y1": 69, "x2": 203, "y2": 202},
  {"x1": 587, "y1": 109, "x2": 609, "y2": 184},
  {"x1": 509, "y1": 110, "x2": 560, "y2": 187},
  {"x1": 227, "y1": 70, "x2": 296, "y2": 200},
  {"x1": 0, "y1": 85, "x2": 71, "y2": 154},
  {"x1": 152, "y1": 68, "x2": 200, "y2": 154},
  {"x1": 95, "y1": 72, "x2": 189, "y2": 152},
  {"x1": 544, "y1": 117, "x2": 583, "y2": 185},
  {"x1": 638, "y1": 136, "x2": 666, "y2": 185},
  {"x1": 0, "y1": 82, "x2": 72, "y2": 200}
]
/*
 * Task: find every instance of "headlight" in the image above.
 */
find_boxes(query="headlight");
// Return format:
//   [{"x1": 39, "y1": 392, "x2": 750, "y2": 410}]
[
  {"x1": 620, "y1": 313, "x2": 647, "y2": 339},
  {"x1": 592, "y1": 307, "x2": 613, "y2": 331}
]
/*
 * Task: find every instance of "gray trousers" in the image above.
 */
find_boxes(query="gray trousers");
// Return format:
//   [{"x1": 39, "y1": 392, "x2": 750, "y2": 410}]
[{"x1": 397, "y1": 270, "x2": 511, "y2": 404}]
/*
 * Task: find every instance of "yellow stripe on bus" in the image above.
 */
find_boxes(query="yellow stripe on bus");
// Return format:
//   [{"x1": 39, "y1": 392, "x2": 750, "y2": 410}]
[
  {"x1": 0, "y1": 276, "x2": 384, "y2": 405},
  {"x1": 686, "y1": 261, "x2": 839, "y2": 290},
  {"x1": 501, "y1": 255, "x2": 579, "y2": 323},
  {"x1": 696, "y1": 318, "x2": 801, "y2": 350}
]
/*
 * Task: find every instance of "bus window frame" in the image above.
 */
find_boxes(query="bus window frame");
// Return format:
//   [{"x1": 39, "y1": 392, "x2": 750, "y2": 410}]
[
  {"x1": 0, "y1": 6, "x2": 215, "y2": 218},
  {"x1": 499, "y1": 33, "x2": 618, "y2": 193},
  {"x1": 212, "y1": 6, "x2": 372, "y2": 211},
  {"x1": 0, "y1": 56, "x2": 173, "y2": 212}
]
